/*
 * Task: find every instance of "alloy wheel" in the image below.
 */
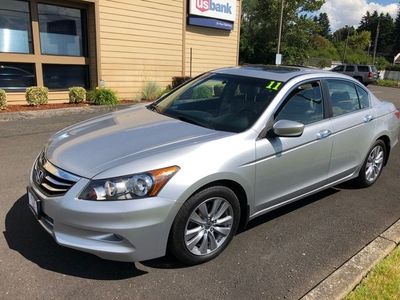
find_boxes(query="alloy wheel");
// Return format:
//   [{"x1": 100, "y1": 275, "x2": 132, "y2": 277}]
[
  {"x1": 184, "y1": 197, "x2": 234, "y2": 256},
  {"x1": 365, "y1": 145, "x2": 384, "y2": 183}
]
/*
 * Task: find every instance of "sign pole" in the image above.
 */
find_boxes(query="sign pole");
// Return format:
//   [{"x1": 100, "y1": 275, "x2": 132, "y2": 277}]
[{"x1": 276, "y1": 0, "x2": 284, "y2": 65}]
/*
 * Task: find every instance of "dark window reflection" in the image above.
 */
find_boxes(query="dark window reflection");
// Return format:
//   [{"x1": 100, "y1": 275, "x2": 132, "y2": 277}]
[
  {"x1": 0, "y1": 63, "x2": 36, "y2": 90},
  {"x1": 0, "y1": 0, "x2": 33, "y2": 53},
  {"x1": 43, "y1": 64, "x2": 89, "y2": 89},
  {"x1": 38, "y1": 4, "x2": 87, "y2": 56}
]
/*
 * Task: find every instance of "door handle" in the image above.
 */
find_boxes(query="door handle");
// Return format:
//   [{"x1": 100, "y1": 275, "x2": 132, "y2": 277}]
[
  {"x1": 364, "y1": 115, "x2": 374, "y2": 123},
  {"x1": 317, "y1": 129, "x2": 332, "y2": 139}
]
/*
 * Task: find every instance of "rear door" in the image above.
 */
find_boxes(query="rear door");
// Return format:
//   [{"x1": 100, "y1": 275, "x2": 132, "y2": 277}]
[
  {"x1": 344, "y1": 65, "x2": 355, "y2": 77},
  {"x1": 326, "y1": 79, "x2": 376, "y2": 179}
]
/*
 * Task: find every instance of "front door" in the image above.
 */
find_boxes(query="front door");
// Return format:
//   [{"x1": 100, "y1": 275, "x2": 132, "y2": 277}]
[{"x1": 253, "y1": 80, "x2": 333, "y2": 214}]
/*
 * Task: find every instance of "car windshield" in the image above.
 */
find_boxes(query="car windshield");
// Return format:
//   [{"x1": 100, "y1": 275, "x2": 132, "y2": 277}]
[{"x1": 149, "y1": 73, "x2": 284, "y2": 133}]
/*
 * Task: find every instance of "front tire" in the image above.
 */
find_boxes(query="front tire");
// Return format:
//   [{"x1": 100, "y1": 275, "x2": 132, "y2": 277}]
[
  {"x1": 168, "y1": 186, "x2": 240, "y2": 265},
  {"x1": 354, "y1": 140, "x2": 386, "y2": 187}
]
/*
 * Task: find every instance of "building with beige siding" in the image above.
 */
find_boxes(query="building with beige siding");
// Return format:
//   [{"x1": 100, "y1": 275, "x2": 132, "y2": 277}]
[{"x1": 0, "y1": 0, "x2": 241, "y2": 104}]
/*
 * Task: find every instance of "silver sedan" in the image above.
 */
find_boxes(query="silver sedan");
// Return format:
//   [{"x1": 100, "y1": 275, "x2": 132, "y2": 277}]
[{"x1": 28, "y1": 66, "x2": 400, "y2": 265}]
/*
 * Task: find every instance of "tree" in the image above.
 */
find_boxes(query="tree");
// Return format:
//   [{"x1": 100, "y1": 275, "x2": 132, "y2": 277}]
[
  {"x1": 333, "y1": 26, "x2": 356, "y2": 42},
  {"x1": 393, "y1": 5, "x2": 400, "y2": 56},
  {"x1": 358, "y1": 10, "x2": 394, "y2": 54},
  {"x1": 239, "y1": 0, "x2": 325, "y2": 65},
  {"x1": 314, "y1": 12, "x2": 331, "y2": 39}
]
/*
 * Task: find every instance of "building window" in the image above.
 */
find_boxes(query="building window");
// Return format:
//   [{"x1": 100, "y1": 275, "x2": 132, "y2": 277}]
[
  {"x1": 38, "y1": 3, "x2": 87, "y2": 56},
  {"x1": 43, "y1": 64, "x2": 89, "y2": 89},
  {"x1": 0, "y1": 63, "x2": 36, "y2": 90},
  {"x1": 0, "y1": 0, "x2": 33, "y2": 54}
]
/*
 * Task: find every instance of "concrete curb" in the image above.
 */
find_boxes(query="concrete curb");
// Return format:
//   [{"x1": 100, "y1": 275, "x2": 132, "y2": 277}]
[
  {"x1": 0, "y1": 103, "x2": 136, "y2": 122},
  {"x1": 302, "y1": 219, "x2": 400, "y2": 300}
]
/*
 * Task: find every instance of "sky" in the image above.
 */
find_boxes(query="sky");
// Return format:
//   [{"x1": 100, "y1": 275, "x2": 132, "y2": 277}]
[{"x1": 319, "y1": 0, "x2": 399, "y2": 30}]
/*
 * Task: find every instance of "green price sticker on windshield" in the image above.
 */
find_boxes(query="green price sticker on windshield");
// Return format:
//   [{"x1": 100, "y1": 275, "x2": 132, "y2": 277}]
[{"x1": 266, "y1": 81, "x2": 282, "y2": 91}]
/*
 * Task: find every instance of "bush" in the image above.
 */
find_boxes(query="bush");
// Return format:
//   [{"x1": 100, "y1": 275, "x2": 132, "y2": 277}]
[
  {"x1": 0, "y1": 89, "x2": 6, "y2": 110},
  {"x1": 376, "y1": 79, "x2": 400, "y2": 88},
  {"x1": 26, "y1": 87, "x2": 48, "y2": 106},
  {"x1": 159, "y1": 84, "x2": 172, "y2": 97},
  {"x1": 142, "y1": 81, "x2": 161, "y2": 101},
  {"x1": 192, "y1": 85, "x2": 213, "y2": 99},
  {"x1": 386, "y1": 65, "x2": 400, "y2": 72},
  {"x1": 69, "y1": 87, "x2": 86, "y2": 103},
  {"x1": 172, "y1": 76, "x2": 191, "y2": 88},
  {"x1": 87, "y1": 87, "x2": 119, "y2": 105}
]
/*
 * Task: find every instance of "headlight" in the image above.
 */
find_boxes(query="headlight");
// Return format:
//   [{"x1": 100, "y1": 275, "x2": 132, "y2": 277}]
[{"x1": 79, "y1": 166, "x2": 180, "y2": 201}]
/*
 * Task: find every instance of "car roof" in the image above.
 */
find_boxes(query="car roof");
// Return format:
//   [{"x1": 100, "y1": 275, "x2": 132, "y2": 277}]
[{"x1": 213, "y1": 65, "x2": 335, "y2": 82}]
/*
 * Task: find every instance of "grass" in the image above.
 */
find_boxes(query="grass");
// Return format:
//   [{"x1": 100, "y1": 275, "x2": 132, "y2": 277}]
[
  {"x1": 345, "y1": 246, "x2": 400, "y2": 300},
  {"x1": 375, "y1": 79, "x2": 400, "y2": 88}
]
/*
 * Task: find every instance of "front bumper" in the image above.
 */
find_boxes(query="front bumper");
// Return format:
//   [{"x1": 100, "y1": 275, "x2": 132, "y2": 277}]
[{"x1": 28, "y1": 175, "x2": 178, "y2": 262}]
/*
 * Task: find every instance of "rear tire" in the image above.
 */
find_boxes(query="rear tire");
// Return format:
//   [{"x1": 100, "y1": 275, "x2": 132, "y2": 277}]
[
  {"x1": 353, "y1": 140, "x2": 386, "y2": 187},
  {"x1": 168, "y1": 186, "x2": 240, "y2": 265}
]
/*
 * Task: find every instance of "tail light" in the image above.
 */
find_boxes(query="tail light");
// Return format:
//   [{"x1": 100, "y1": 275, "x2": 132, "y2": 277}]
[
  {"x1": 368, "y1": 72, "x2": 373, "y2": 78},
  {"x1": 395, "y1": 109, "x2": 400, "y2": 119}
]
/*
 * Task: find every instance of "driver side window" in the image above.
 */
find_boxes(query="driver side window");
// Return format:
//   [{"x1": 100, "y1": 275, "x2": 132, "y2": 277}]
[{"x1": 275, "y1": 81, "x2": 324, "y2": 125}]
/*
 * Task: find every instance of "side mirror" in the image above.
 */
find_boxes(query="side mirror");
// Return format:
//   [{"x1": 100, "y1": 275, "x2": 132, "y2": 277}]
[{"x1": 273, "y1": 120, "x2": 304, "y2": 137}]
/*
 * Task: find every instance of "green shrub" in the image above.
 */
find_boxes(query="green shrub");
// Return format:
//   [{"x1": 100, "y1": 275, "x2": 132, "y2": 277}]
[
  {"x1": 0, "y1": 89, "x2": 6, "y2": 110},
  {"x1": 159, "y1": 84, "x2": 172, "y2": 97},
  {"x1": 142, "y1": 81, "x2": 162, "y2": 101},
  {"x1": 87, "y1": 87, "x2": 119, "y2": 105},
  {"x1": 192, "y1": 85, "x2": 213, "y2": 99},
  {"x1": 172, "y1": 76, "x2": 191, "y2": 88},
  {"x1": 69, "y1": 87, "x2": 86, "y2": 103},
  {"x1": 386, "y1": 65, "x2": 400, "y2": 72},
  {"x1": 25, "y1": 87, "x2": 48, "y2": 106},
  {"x1": 376, "y1": 79, "x2": 400, "y2": 88}
]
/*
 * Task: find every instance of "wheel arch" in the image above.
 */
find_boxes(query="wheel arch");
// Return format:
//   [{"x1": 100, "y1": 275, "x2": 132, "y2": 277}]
[
  {"x1": 186, "y1": 179, "x2": 250, "y2": 230},
  {"x1": 377, "y1": 135, "x2": 391, "y2": 165}
]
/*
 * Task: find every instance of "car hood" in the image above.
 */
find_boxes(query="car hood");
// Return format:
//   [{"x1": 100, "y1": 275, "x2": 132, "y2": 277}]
[{"x1": 45, "y1": 105, "x2": 223, "y2": 178}]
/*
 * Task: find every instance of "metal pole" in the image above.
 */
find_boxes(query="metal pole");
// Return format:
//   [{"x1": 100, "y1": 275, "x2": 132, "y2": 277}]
[
  {"x1": 277, "y1": 0, "x2": 284, "y2": 55},
  {"x1": 190, "y1": 48, "x2": 193, "y2": 78},
  {"x1": 275, "y1": 0, "x2": 284, "y2": 65},
  {"x1": 372, "y1": 22, "x2": 380, "y2": 65},
  {"x1": 342, "y1": 26, "x2": 350, "y2": 64}
]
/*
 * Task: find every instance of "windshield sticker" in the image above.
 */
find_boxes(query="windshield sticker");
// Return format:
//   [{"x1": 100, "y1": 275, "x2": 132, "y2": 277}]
[{"x1": 266, "y1": 81, "x2": 283, "y2": 91}]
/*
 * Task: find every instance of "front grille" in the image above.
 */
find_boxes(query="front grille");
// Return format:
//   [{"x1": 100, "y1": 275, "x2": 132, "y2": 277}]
[{"x1": 32, "y1": 152, "x2": 80, "y2": 197}]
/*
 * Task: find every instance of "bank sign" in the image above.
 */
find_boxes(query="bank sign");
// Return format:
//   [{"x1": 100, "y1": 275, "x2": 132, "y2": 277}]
[{"x1": 189, "y1": 0, "x2": 236, "y2": 22}]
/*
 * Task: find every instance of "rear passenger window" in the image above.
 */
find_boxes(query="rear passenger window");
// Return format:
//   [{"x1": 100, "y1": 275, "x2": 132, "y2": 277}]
[
  {"x1": 345, "y1": 66, "x2": 355, "y2": 72},
  {"x1": 357, "y1": 66, "x2": 369, "y2": 72},
  {"x1": 327, "y1": 80, "x2": 360, "y2": 117},
  {"x1": 356, "y1": 86, "x2": 370, "y2": 108},
  {"x1": 275, "y1": 81, "x2": 324, "y2": 125}
]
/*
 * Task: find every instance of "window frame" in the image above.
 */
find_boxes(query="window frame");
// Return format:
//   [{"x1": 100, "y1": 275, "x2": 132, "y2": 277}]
[
  {"x1": 273, "y1": 79, "x2": 329, "y2": 126},
  {"x1": 324, "y1": 78, "x2": 371, "y2": 119},
  {"x1": 0, "y1": 0, "x2": 95, "y2": 91},
  {"x1": 0, "y1": 0, "x2": 34, "y2": 55},
  {"x1": 37, "y1": 2, "x2": 88, "y2": 57},
  {"x1": 355, "y1": 84, "x2": 371, "y2": 109}
]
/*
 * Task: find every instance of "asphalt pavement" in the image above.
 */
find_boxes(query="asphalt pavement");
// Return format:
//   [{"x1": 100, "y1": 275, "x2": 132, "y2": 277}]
[{"x1": 0, "y1": 85, "x2": 399, "y2": 300}]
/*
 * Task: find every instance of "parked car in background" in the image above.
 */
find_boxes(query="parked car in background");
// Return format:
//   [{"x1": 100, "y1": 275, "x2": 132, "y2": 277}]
[
  {"x1": 331, "y1": 64, "x2": 379, "y2": 85},
  {"x1": 28, "y1": 65, "x2": 400, "y2": 265}
]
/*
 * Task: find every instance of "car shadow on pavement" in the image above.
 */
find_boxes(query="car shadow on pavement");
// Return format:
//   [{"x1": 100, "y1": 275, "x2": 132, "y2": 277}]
[
  {"x1": 3, "y1": 194, "x2": 147, "y2": 280},
  {"x1": 243, "y1": 188, "x2": 340, "y2": 232},
  {"x1": 141, "y1": 188, "x2": 341, "y2": 269}
]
